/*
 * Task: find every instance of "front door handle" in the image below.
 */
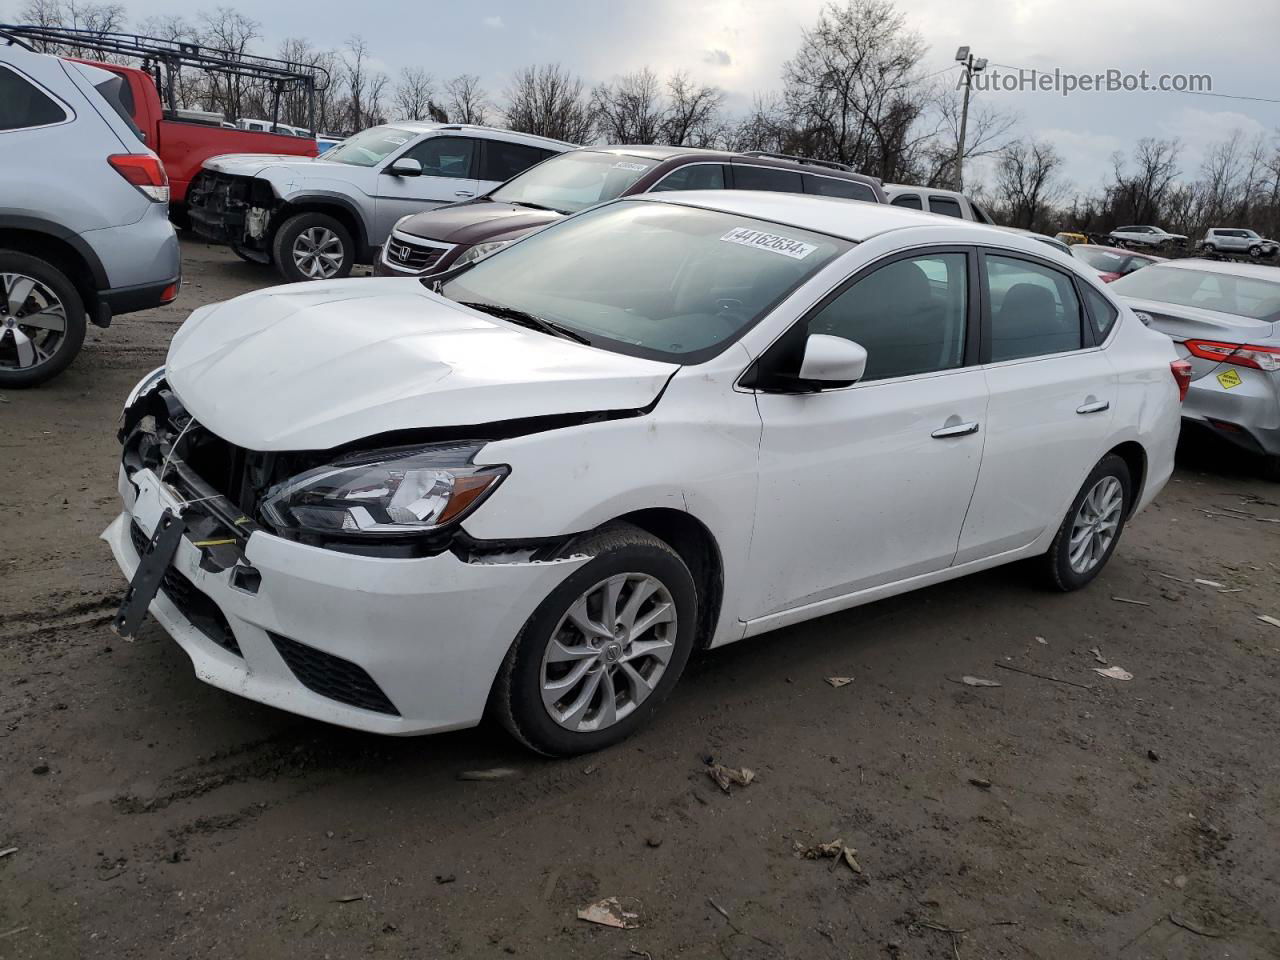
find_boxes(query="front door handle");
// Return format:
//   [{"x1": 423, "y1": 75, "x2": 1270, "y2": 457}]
[
  {"x1": 1076, "y1": 400, "x2": 1110, "y2": 415},
  {"x1": 931, "y1": 421, "x2": 980, "y2": 439},
  {"x1": 454, "y1": 190, "x2": 475, "y2": 198}
]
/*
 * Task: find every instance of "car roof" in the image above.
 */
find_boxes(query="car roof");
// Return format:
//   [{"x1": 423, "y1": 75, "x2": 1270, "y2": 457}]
[
  {"x1": 631, "y1": 189, "x2": 1033, "y2": 243},
  {"x1": 1075, "y1": 243, "x2": 1161, "y2": 257},
  {"x1": 1148, "y1": 258, "x2": 1280, "y2": 281},
  {"x1": 577, "y1": 145, "x2": 881, "y2": 185},
  {"x1": 883, "y1": 183, "x2": 966, "y2": 199},
  {"x1": 590, "y1": 144, "x2": 726, "y2": 160},
  {"x1": 382, "y1": 121, "x2": 575, "y2": 148}
]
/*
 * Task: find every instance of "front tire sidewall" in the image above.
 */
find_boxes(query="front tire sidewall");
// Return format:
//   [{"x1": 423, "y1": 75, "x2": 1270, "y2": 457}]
[
  {"x1": 1043, "y1": 455, "x2": 1132, "y2": 592},
  {"x1": 271, "y1": 213, "x2": 354, "y2": 284},
  {"x1": 496, "y1": 528, "x2": 698, "y2": 757},
  {"x1": 0, "y1": 251, "x2": 87, "y2": 389}
]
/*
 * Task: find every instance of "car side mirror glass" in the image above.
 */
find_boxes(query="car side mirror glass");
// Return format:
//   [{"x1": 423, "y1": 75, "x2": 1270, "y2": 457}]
[
  {"x1": 798, "y1": 334, "x2": 867, "y2": 386},
  {"x1": 388, "y1": 158, "x2": 422, "y2": 177}
]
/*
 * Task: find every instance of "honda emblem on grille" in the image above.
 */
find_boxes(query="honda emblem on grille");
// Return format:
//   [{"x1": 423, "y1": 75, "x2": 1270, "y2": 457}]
[{"x1": 391, "y1": 242, "x2": 411, "y2": 262}]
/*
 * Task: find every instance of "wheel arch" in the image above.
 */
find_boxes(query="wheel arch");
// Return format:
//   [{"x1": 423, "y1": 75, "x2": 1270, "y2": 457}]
[
  {"x1": 1106, "y1": 440, "x2": 1147, "y2": 517},
  {"x1": 274, "y1": 195, "x2": 370, "y2": 262},
  {"x1": 0, "y1": 219, "x2": 106, "y2": 324}
]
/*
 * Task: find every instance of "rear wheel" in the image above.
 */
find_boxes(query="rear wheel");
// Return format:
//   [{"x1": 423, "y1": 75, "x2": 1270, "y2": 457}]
[
  {"x1": 0, "y1": 251, "x2": 86, "y2": 388},
  {"x1": 271, "y1": 212, "x2": 354, "y2": 283},
  {"x1": 1041, "y1": 454, "x2": 1132, "y2": 591},
  {"x1": 492, "y1": 523, "x2": 697, "y2": 756}
]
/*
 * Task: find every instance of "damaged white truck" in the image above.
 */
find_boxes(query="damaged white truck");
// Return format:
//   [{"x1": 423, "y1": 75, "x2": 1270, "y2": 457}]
[
  {"x1": 186, "y1": 122, "x2": 571, "y2": 282},
  {"x1": 107, "y1": 192, "x2": 1183, "y2": 755}
]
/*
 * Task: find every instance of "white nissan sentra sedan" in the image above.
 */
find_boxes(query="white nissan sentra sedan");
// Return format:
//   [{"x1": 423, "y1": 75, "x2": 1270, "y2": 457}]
[{"x1": 105, "y1": 192, "x2": 1186, "y2": 755}]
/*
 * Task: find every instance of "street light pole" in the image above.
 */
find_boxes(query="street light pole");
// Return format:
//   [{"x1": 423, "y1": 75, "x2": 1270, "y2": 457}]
[{"x1": 953, "y1": 46, "x2": 987, "y2": 193}]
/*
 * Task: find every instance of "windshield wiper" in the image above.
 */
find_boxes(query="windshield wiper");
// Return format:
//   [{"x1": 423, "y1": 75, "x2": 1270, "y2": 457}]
[
  {"x1": 509, "y1": 200, "x2": 567, "y2": 214},
  {"x1": 458, "y1": 301, "x2": 591, "y2": 344}
]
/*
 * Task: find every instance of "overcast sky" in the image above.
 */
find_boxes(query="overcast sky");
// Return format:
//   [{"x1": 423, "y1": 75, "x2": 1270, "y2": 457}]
[{"x1": 65, "y1": 0, "x2": 1280, "y2": 192}]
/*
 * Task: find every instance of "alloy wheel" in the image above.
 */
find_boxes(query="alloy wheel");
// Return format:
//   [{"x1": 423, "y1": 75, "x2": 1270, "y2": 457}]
[
  {"x1": 0, "y1": 272, "x2": 67, "y2": 373},
  {"x1": 292, "y1": 227, "x2": 345, "y2": 279},
  {"x1": 1068, "y1": 475, "x2": 1123, "y2": 574},
  {"x1": 540, "y1": 573, "x2": 677, "y2": 733}
]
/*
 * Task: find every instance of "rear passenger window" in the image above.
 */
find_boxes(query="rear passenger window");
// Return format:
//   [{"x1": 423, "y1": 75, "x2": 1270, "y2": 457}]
[
  {"x1": 985, "y1": 255, "x2": 1083, "y2": 361},
  {"x1": 803, "y1": 174, "x2": 875, "y2": 202},
  {"x1": 805, "y1": 253, "x2": 969, "y2": 382},
  {"x1": 929, "y1": 196, "x2": 964, "y2": 218},
  {"x1": 733, "y1": 165, "x2": 803, "y2": 193},
  {"x1": 1082, "y1": 285, "x2": 1119, "y2": 340},
  {"x1": 0, "y1": 66, "x2": 67, "y2": 130},
  {"x1": 481, "y1": 142, "x2": 554, "y2": 182},
  {"x1": 650, "y1": 164, "x2": 726, "y2": 192},
  {"x1": 891, "y1": 193, "x2": 922, "y2": 210}
]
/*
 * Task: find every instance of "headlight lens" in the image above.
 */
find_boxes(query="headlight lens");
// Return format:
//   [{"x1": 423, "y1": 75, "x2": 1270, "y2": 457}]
[
  {"x1": 453, "y1": 239, "x2": 513, "y2": 268},
  {"x1": 261, "y1": 442, "x2": 507, "y2": 538},
  {"x1": 124, "y1": 365, "x2": 166, "y2": 412}
]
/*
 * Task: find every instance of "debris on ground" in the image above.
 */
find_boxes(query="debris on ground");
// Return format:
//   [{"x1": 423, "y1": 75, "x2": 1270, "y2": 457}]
[
  {"x1": 994, "y1": 661, "x2": 1093, "y2": 690},
  {"x1": 31, "y1": 764, "x2": 49, "y2": 776},
  {"x1": 1148, "y1": 750, "x2": 1160, "y2": 762},
  {"x1": 797, "y1": 838, "x2": 862, "y2": 873},
  {"x1": 1169, "y1": 913, "x2": 1221, "y2": 938},
  {"x1": 1159, "y1": 573, "x2": 1188, "y2": 583},
  {"x1": 969, "y1": 777, "x2": 992, "y2": 790},
  {"x1": 706, "y1": 762, "x2": 755, "y2": 794},
  {"x1": 1035, "y1": 636, "x2": 1048, "y2": 644},
  {"x1": 1173, "y1": 874, "x2": 1188, "y2": 889},
  {"x1": 333, "y1": 893, "x2": 365, "y2": 903},
  {"x1": 1258, "y1": 615, "x2": 1280, "y2": 628},
  {"x1": 0, "y1": 848, "x2": 16, "y2": 859},
  {"x1": 1089, "y1": 647, "x2": 1108, "y2": 664},
  {"x1": 645, "y1": 837, "x2": 663, "y2": 848},
  {"x1": 577, "y1": 896, "x2": 642, "y2": 929},
  {"x1": 434, "y1": 873, "x2": 457, "y2": 885},
  {"x1": 456, "y1": 768, "x2": 520, "y2": 781},
  {"x1": 957, "y1": 675, "x2": 1002, "y2": 687},
  {"x1": 1112, "y1": 596, "x2": 1151, "y2": 606},
  {"x1": 825, "y1": 677, "x2": 853, "y2": 688},
  {"x1": 1093, "y1": 665, "x2": 1134, "y2": 681},
  {"x1": 1193, "y1": 579, "x2": 1225, "y2": 588}
]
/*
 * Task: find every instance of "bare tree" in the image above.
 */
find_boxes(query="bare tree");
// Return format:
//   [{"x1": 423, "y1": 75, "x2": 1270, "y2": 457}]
[
  {"x1": 1107, "y1": 137, "x2": 1181, "y2": 225},
  {"x1": 19, "y1": 0, "x2": 127, "y2": 58},
  {"x1": 393, "y1": 66, "x2": 434, "y2": 121},
  {"x1": 729, "y1": 93, "x2": 792, "y2": 154},
  {"x1": 994, "y1": 138, "x2": 1065, "y2": 230},
  {"x1": 921, "y1": 87, "x2": 1017, "y2": 188},
  {"x1": 592, "y1": 68, "x2": 665, "y2": 144},
  {"x1": 341, "y1": 35, "x2": 387, "y2": 131},
  {"x1": 443, "y1": 74, "x2": 489, "y2": 125},
  {"x1": 197, "y1": 7, "x2": 261, "y2": 120},
  {"x1": 661, "y1": 72, "x2": 724, "y2": 147},
  {"x1": 503, "y1": 64, "x2": 593, "y2": 144}
]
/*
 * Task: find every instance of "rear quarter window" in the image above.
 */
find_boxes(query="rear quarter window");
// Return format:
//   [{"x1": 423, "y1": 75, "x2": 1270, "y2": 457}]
[
  {"x1": 733, "y1": 165, "x2": 803, "y2": 193},
  {"x1": 803, "y1": 174, "x2": 876, "y2": 202},
  {"x1": 0, "y1": 65, "x2": 68, "y2": 130}
]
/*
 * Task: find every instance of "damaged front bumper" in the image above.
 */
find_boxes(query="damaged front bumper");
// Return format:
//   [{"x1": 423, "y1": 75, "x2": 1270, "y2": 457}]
[
  {"x1": 187, "y1": 170, "x2": 277, "y2": 255},
  {"x1": 104, "y1": 464, "x2": 588, "y2": 735}
]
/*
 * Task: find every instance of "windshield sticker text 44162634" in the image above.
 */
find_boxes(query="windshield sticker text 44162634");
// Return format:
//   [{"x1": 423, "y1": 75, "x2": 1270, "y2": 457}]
[{"x1": 720, "y1": 227, "x2": 818, "y2": 260}]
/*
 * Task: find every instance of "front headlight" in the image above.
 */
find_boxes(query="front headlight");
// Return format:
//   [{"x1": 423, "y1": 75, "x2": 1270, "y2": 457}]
[
  {"x1": 261, "y1": 442, "x2": 508, "y2": 538},
  {"x1": 452, "y1": 239, "x2": 513, "y2": 268},
  {"x1": 124, "y1": 365, "x2": 166, "y2": 412}
]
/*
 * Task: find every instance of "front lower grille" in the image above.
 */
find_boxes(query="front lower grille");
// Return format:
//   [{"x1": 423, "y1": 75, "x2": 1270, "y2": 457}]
[
  {"x1": 269, "y1": 632, "x2": 400, "y2": 716},
  {"x1": 382, "y1": 232, "x2": 454, "y2": 274},
  {"x1": 130, "y1": 522, "x2": 242, "y2": 656}
]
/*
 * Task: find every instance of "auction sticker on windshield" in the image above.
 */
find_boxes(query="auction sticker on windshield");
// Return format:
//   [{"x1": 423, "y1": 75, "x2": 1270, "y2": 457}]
[
  {"x1": 613, "y1": 161, "x2": 649, "y2": 172},
  {"x1": 720, "y1": 227, "x2": 818, "y2": 260}
]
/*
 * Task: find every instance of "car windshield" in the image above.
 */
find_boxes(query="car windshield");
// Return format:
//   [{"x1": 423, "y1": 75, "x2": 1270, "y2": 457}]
[
  {"x1": 1111, "y1": 265, "x2": 1280, "y2": 322},
  {"x1": 489, "y1": 151, "x2": 660, "y2": 215},
  {"x1": 324, "y1": 126, "x2": 417, "y2": 167},
  {"x1": 1073, "y1": 247, "x2": 1128, "y2": 272},
  {"x1": 439, "y1": 200, "x2": 850, "y2": 362}
]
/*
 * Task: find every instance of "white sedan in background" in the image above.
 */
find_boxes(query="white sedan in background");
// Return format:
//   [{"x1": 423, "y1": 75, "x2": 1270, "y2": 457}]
[{"x1": 107, "y1": 193, "x2": 1185, "y2": 755}]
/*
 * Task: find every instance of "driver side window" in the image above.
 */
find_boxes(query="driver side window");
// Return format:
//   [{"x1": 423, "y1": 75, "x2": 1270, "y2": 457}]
[
  {"x1": 804, "y1": 253, "x2": 969, "y2": 382},
  {"x1": 401, "y1": 136, "x2": 476, "y2": 178}
]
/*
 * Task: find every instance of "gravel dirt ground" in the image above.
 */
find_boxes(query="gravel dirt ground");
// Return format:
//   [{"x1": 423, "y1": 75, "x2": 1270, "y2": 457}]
[{"x1": 2, "y1": 241, "x2": 1279, "y2": 960}]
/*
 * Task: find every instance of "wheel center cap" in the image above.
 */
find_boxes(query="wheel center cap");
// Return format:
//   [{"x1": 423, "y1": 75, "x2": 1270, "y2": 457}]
[{"x1": 603, "y1": 642, "x2": 622, "y2": 663}]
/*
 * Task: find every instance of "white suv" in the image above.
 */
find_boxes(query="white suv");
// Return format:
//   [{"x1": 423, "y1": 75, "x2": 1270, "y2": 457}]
[
  {"x1": 1108, "y1": 225, "x2": 1188, "y2": 250},
  {"x1": 187, "y1": 123, "x2": 574, "y2": 282}
]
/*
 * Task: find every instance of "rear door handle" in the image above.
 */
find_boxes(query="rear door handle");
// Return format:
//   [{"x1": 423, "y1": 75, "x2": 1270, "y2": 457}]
[
  {"x1": 931, "y1": 421, "x2": 980, "y2": 439},
  {"x1": 1076, "y1": 400, "x2": 1110, "y2": 415}
]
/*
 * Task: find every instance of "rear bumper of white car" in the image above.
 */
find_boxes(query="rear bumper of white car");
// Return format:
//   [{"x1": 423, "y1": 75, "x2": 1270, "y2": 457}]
[{"x1": 102, "y1": 466, "x2": 585, "y2": 735}]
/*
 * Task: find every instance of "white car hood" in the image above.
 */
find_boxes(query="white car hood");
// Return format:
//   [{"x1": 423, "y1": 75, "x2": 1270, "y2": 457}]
[
  {"x1": 203, "y1": 154, "x2": 337, "y2": 177},
  {"x1": 165, "y1": 279, "x2": 678, "y2": 451}
]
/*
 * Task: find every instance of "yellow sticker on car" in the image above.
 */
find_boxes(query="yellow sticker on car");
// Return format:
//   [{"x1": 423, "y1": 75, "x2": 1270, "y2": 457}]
[{"x1": 1217, "y1": 369, "x2": 1243, "y2": 389}]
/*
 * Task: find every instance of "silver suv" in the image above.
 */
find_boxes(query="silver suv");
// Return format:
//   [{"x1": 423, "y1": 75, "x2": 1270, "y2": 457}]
[
  {"x1": 1198, "y1": 227, "x2": 1279, "y2": 259},
  {"x1": 187, "y1": 122, "x2": 574, "y2": 282},
  {"x1": 0, "y1": 39, "x2": 181, "y2": 387}
]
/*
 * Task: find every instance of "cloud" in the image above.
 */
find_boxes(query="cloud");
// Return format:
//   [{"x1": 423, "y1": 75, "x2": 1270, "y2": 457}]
[
  {"x1": 482, "y1": 14, "x2": 504, "y2": 29},
  {"x1": 701, "y1": 48, "x2": 732, "y2": 67}
]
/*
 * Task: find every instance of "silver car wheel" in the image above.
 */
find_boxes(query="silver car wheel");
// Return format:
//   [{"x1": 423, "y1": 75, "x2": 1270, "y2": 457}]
[
  {"x1": 1067, "y1": 476, "x2": 1123, "y2": 574},
  {"x1": 540, "y1": 573, "x2": 677, "y2": 733},
  {"x1": 0, "y1": 272, "x2": 67, "y2": 372},
  {"x1": 292, "y1": 227, "x2": 345, "y2": 279}
]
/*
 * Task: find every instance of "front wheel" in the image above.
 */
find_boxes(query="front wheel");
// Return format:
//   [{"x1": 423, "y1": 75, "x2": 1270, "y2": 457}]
[
  {"x1": 1040, "y1": 454, "x2": 1132, "y2": 591},
  {"x1": 491, "y1": 524, "x2": 698, "y2": 756},
  {"x1": 1248, "y1": 245, "x2": 1264, "y2": 259},
  {"x1": 0, "y1": 251, "x2": 87, "y2": 388},
  {"x1": 271, "y1": 212, "x2": 354, "y2": 283}
]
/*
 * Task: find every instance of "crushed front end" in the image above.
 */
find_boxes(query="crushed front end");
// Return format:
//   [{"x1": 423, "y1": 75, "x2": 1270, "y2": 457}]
[{"x1": 186, "y1": 170, "x2": 278, "y2": 259}]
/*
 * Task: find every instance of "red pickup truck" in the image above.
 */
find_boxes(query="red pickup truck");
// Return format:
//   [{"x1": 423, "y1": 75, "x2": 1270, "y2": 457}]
[{"x1": 86, "y1": 60, "x2": 317, "y2": 214}]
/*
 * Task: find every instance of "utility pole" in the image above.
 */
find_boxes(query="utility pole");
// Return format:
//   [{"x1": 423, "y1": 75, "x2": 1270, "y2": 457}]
[{"x1": 953, "y1": 46, "x2": 988, "y2": 193}]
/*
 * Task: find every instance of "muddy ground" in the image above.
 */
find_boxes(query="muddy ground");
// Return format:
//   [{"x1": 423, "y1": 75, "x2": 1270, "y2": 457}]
[{"x1": 1, "y1": 241, "x2": 1278, "y2": 959}]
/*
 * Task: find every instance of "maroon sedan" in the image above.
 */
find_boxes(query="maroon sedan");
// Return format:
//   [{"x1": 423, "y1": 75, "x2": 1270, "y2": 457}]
[
  {"x1": 1071, "y1": 244, "x2": 1166, "y2": 283},
  {"x1": 375, "y1": 145, "x2": 885, "y2": 278}
]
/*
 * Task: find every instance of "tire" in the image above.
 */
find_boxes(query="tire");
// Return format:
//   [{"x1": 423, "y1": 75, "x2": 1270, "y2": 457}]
[
  {"x1": 1248, "y1": 245, "x2": 1263, "y2": 259},
  {"x1": 0, "y1": 251, "x2": 87, "y2": 389},
  {"x1": 492, "y1": 523, "x2": 698, "y2": 756},
  {"x1": 270, "y1": 212, "x2": 354, "y2": 283},
  {"x1": 1040, "y1": 454, "x2": 1132, "y2": 592}
]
